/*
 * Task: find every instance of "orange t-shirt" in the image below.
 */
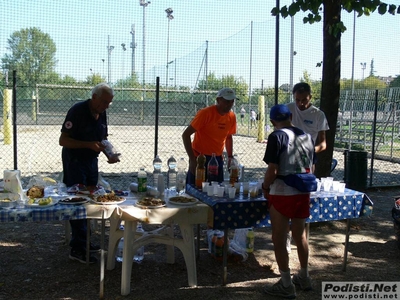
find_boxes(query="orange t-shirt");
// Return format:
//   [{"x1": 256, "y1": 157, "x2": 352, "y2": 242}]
[{"x1": 191, "y1": 105, "x2": 236, "y2": 156}]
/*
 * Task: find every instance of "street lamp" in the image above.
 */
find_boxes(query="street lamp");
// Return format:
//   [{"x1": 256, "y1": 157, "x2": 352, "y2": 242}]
[
  {"x1": 360, "y1": 62, "x2": 366, "y2": 80},
  {"x1": 101, "y1": 59, "x2": 105, "y2": 79},
  {"x1": 165, "y1": 8, "x2": 174, "y2": 89},
  {"x1": 130, "y1": 24, "x2": 137, "y2": 76},
  {"x1": 140, "y1": 0, "x2": 150, "y2": 100},
  {"x1": 107, "y1": 35, "x2": 114, "y2": 84},
  {"x1": 121, "y1": 43, "x2": 126, "y2": 99}
]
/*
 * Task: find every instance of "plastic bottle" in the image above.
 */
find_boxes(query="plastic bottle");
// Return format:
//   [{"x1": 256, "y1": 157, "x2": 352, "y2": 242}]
[
  {"x1": 195, "y1": 154, "x2": 206, "y2": 189},
  {"x1": 133, "y1": 222, "x2": 145, "y2": 263},
  {"x1": 207, "y1": 153, "x2": 219, "y2": 183},
  {"x1": 167, "y1": 156, "x2": 177, "y2": 191},
  {"x1": 210, "y1": 231, "x2": 218, "y2": 256},
  {"x1": 215, "y1": 234, "x2": 224, "y2": 261},
  {"x1": 116, "y1": 237, "x2": 124, "y2": 262},
  {"x1": 152, "y1": 155, "x2": 162, "y2": 188},
  {"x1": 229, "y1": 154, "x2": 239, "y2": 186},
  {"x1": 176, "y1": 157, "x2": 187, "y2": 193},
  {"x1": 138, "y1": 167, "x2": 147, "y2": 192},
  {"x1": 246, "y1": 228, "x2": 255, "y2": 253}
]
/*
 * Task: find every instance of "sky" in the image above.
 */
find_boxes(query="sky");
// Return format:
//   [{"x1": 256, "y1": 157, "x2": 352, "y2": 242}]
[{"x1": 1, "y1": 0, "x2": 399, "y2": 89}]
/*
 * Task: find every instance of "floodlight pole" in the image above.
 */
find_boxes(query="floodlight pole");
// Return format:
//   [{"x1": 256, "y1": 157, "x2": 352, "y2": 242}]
[
  {"x1": 107, "y1": 35, "x2": 114, "y2": 84},
  {"x1": 165, "y1": 8, "x2": 174, "y2": 90},
  {"x1": 140, "y1": 0, "x2": 150, "y2": 100},
  {"x1": 130, "y1": 24, "x2": 137, "y2": 76}
]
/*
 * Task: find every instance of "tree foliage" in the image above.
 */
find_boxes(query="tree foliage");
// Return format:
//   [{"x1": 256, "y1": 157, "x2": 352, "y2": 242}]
[
  {"x1": 198, "y1": 72, "x2": 249, "y2": 105},
  {"x1": 272, "y1": 0, "x2": 399, "y2": 178},
  {"x1": 1, "y1": 27, "x2": 58, "y2": 85},
  {"x1": 389, "y1": 76, "x2": 400, "y2": 88}
]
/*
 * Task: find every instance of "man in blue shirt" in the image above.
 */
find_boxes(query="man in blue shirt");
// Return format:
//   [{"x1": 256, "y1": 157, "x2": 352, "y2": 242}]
[{"x1": 59, "y1": 83, "x2": 119, "y2": 263}]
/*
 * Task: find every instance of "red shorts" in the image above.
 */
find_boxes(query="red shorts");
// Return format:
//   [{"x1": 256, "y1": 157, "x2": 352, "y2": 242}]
[{"x1": 268, "y1": 194, "x2": 310, "y2": 219}]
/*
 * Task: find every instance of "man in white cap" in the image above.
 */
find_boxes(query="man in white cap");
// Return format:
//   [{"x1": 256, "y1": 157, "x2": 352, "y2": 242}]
[{"x1": 182, "y1": 87, "x2": 237, "y2": 184}]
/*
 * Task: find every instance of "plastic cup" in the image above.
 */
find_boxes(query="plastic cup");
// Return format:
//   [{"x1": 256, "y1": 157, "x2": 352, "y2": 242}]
[
  {"x1": 234, "y1": 182, "x2": 241, "y2": 194},
  {"x1": 202, "y1": 182, "x2": 208, "y2": 193},
  {"x1": 217, "y1": 186, "x2": 225, "y2": 197},
  {"x1": 338, "y1": 183, "x2": 346, "y2": 193},
  {"x1": 242, "y1": 182, "x2": 249, "y2": 195},
  {"x1": 207, "y1": 185, "x2": 214, "y2": 196},
  {"x1": 323, "y1": 180, "x2": 332, "y2": 192},
  {"x1": 332, "y1": 181, "x2": 340, "y2": 192},
  {"x1": 249, "y1": 184, "x2": 258, "y2": 198},
  {"x1": 316, "y1": 181, "x2": 322, "y2": 192},
  {"x1": 224, "y1": 184, "x2": 231, "y2": 194},
  {"x1": 228, "y1": 187, "x2": 236, "y2": 199}
]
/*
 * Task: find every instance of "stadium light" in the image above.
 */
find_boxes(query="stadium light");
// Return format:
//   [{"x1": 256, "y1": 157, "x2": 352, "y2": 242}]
[{"x1": 360, "y1": 62, "x2": 366, "y2": 80}]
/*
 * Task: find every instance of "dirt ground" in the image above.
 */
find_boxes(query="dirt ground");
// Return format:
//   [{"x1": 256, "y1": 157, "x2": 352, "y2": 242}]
[{"x1": 0, "y1": 186, "x2": 399, "y2": 300}]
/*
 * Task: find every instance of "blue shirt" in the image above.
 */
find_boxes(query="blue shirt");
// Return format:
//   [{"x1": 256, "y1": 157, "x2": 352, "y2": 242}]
[{"x1": 61, "y1": 99, "x2": 108, "y2": 159}]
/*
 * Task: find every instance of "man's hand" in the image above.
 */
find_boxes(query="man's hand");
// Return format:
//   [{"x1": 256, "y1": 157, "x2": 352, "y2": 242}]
[
  {"x1": 107, "y1": 153, "x2": 120, "y2": 164},
  {"x1": 91, "y1": 141, "x2": 106, "y2": 153}
]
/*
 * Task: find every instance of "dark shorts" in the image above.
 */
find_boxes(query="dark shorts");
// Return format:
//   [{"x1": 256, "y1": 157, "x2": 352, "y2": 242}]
[{"x1": 268, "y1": 194, "x2": 310, "y2": 219}]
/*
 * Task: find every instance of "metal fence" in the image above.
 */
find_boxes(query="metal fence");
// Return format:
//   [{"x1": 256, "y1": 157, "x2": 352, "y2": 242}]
[{"x1": 1, "y1": 85, "x2": 399, "y2": 189}]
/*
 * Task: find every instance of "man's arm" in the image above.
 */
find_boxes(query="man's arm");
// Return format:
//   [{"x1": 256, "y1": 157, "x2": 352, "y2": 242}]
[
  {"x1": 59, "y1": 132, "x2": 105, "y2": 153},
  {"x1": 225, "y1": 134, "x2": 233, "y2": 158},
  {"x1": 182, "y1": 125, "x2": 197, "y2": 175},
  {"x1": 262, "y1": 163, "x2": 278, "y2": 199},
  {"x1": 315, "y1": 130, "x2": 327, "y2": 153}
]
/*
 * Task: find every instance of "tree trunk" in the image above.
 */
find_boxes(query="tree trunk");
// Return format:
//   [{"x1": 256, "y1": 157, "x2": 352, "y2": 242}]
[{"x1": 315, "y1": 0, "x2": 341, "y2": 178}]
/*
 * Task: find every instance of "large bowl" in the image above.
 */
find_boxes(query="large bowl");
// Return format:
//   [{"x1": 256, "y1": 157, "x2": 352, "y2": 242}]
[{"x1": 0, "y1": 199, "x2": 18, "y2": 209}]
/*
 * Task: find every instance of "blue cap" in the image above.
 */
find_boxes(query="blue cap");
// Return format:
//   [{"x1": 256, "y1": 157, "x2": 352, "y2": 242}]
[{"x1": 270, "y1": 104, "x2": 291, "y2": 121}]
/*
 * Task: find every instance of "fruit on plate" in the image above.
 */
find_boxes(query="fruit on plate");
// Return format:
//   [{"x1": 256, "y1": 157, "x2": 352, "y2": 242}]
[
  {"x1": 28, "y1": 197, "x2": 53, "y2": 205},
  {"x1": 26, "y1": 186, "x2": 45, "y2": 198}
]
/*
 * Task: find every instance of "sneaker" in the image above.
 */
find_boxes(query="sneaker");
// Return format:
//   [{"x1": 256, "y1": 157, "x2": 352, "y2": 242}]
[
  {"x1": 286, "y1": 232, "x2": 292, "y2": 254},
  {"x1": 69, "y1": 249, "x2": 98, "y2": 264},
  {"x1": 264, "y1": 279, "x2": 296, "y2": 299},
  {"x1": 292, "y1": 274, "x2": 312, "y2": 291},
  {"x1": 87, "y1": 244, "x2": 101, "y2": 253}
]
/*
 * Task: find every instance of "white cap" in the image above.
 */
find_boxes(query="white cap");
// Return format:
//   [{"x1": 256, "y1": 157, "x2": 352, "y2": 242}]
[{"x1": 216, "y1": 88, "x2": 236, "y2": 100}]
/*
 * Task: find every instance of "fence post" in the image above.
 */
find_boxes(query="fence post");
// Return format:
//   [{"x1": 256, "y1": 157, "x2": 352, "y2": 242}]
[{"x1": 3, "y1": 88, "x2": 12, "y2": 145}]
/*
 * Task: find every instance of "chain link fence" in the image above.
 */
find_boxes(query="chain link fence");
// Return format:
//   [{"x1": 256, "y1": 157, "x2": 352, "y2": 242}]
[{"x1": 0, "y1": 85, "x2": 399, "y2": 189}]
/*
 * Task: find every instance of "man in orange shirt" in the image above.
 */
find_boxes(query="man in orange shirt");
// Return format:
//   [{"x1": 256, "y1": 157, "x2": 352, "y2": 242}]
[{"x1": 182, "y1": 87, "x2": 237, "y2": 184}]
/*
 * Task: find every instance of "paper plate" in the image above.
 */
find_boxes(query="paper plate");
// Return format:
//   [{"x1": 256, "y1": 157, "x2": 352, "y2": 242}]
[
  {"x1": 26, "y1": 197, "x2": 58, "y2": 208},
  {"x1": 59, "y1": 196, "x2": 91, "y2": 205}
]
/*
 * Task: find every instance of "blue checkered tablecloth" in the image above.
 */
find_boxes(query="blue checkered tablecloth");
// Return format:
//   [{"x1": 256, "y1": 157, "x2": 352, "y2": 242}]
[
  {"x1": 186, "y1": 184, "x2": 372, "y2": 230},
  {"x1": 0, "y1": 203, "x2": 87, "y2": 222}
]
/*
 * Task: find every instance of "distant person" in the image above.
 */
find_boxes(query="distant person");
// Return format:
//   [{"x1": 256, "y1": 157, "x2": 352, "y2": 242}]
[
  {"x1": 182, "y1": 87, "x2": 237, "y2": 184},
  {"x1": 240, "y1": 107, "x2": 246, "y2": 125},
  {"x1": 287, "y1": 82, "x2": 329, "y2": 153},
  {"x1": 59, "y1": 83, "x2": 120, "y2": 264},
  {"x1": 250, "y1": 109, "x2": 257, "y2": 129},
  {"x1": 262, "y1": 104, "x2": 315, "y2": 298}
]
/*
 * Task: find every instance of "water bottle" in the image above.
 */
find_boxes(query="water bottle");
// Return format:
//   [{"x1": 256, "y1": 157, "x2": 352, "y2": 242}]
[
  {"x1": 152, "y1": 155, "x2": 162, "y2": 188},
  {"x1": 229, "y1": 154, "x2": 239, "y2": 186},
  {"x1": 246, "y1": 228, "x2": 255, "y2": 253},
  {"x1": 207, "y1": 153, "x2": 219, "y2": 183},
  {"x1": 116, "y1": 237, "x2": 124, "y2": 262},
  {"x1": 133, "y1": 222, "x2": 145, "y2": 263},
  {"x1": 167, "y1": 156, "x2": 177, "y2": 191},
  {"x1": 138, "y1": 167, "x2": 147, "y2": 192},
  {"x1": 176, "y1": 157, "x2": 187, "y2": 193}
]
